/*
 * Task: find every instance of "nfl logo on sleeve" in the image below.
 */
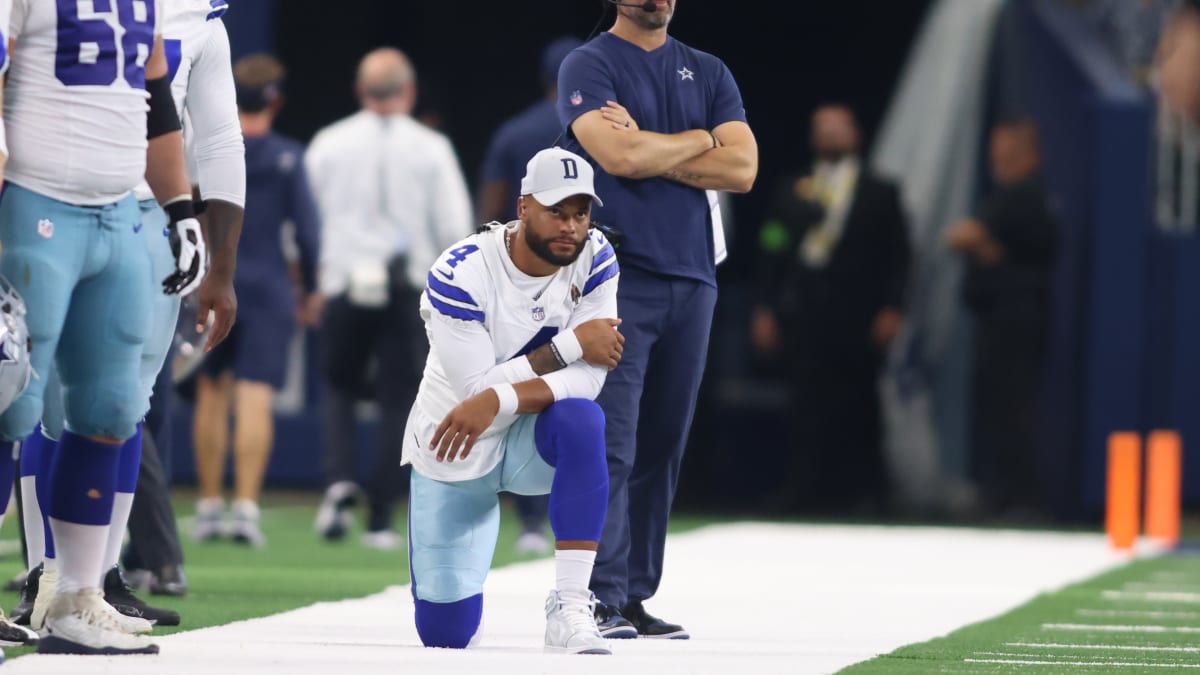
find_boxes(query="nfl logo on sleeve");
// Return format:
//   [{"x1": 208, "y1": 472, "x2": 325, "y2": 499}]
[{"x1": 570, "y1": 90, "x2": 583, "y2": 106}]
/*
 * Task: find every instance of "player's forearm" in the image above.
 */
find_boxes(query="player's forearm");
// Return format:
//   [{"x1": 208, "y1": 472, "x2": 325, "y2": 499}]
[
  {"x1": 202, "y1": 199, "x2": 243, "y2": 280},
  {"x1": 512, "y1": 379, "x2": 556, "y2": 414},
  {"x1": 145, "y1": 131, "x2": 193, "y2": 203},
  {"x1": 596, "y1": 129, "x2": 712, "y2": 179},
  {"x1": 663, "y1": 143, "x2": 758, "y2": 192}
]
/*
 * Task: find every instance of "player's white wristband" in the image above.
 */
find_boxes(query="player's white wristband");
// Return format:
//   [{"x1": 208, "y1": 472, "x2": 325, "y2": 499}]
[
  {"x1": 551, "y1": 330, "x2": 584, "y2": 366},
  {"x1": 490, "y1": 383, "x2": 519, "y2": 416},
  {"x1": 0, "y1": 118, "x2": 8, "y2": 161}
]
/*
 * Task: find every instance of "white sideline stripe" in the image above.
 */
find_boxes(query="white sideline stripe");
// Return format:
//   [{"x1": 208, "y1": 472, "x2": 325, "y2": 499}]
[
  {"x1": 1007, "y1": 641, "x2": 1200, "y2": 653},
  {"x1": 2, "y1": 524, "x2": 1122, "y2": 675},
  {"x1": 1102, "y1": 590, "x2": 1200, "y2": 603},
  {"x1": 966, "y1": 658, "x2": 1200, "y2": 668},
  {"x1": 1077, "y1": 609, "x2": 1200, "y2": 620},
  {"x1": 1044, "y1": 623, "x2": 1200, "y2": 634}
]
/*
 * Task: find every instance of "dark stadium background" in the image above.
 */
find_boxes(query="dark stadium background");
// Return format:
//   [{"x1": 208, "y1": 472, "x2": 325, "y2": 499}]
[{"x1": 226, "y1": 0, "x2": 931, "y2": 276}]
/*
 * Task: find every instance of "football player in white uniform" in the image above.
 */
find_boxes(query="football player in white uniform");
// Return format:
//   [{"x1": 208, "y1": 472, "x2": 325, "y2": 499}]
[
  {"x1": 405, "y1": 148, "x2": 621, "y2": 654},
  {"x1": 13, "y1": 0, "x2": 244, "y2": 636},
  {"x1": 0, "y1": 0, "x2": 224, "y2": 656}
]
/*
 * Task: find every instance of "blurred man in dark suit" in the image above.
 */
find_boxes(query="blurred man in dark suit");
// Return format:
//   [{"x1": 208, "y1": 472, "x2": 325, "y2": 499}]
[
  {"x1": 946, "y1": 117, "x2": 1059, "y2": 519},
  {"x1": 752, "y1": 104, "x2": 911, "y2": 512}
]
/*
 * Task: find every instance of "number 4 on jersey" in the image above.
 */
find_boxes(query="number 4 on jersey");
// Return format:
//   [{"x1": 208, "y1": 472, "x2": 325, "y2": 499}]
[{"x1": 445, "y1": 245, "x2": 479, "y2": 269}]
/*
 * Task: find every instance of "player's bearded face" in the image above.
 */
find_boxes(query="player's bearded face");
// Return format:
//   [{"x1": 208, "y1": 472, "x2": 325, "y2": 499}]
[{"x1": 524, "y1": 196, "x2": 591, "y2": 267}]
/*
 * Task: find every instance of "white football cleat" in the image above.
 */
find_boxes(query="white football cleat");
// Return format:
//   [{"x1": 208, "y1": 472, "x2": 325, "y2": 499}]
[
  {"x1": 192, "y1": 497, "x2": 225, "y2": 542},
  {"x1": 37, "y1": 588, "x2": 158, "y2": 655},
  {"x1": 544, "y1": 589, "x2": 611, "y2": 655},
  {"x1": 229, "y1": 500, "x2": 267, "y2": 548},
  {"x1": 515, "y1": 531, "x2": 551, "y2": 555}
]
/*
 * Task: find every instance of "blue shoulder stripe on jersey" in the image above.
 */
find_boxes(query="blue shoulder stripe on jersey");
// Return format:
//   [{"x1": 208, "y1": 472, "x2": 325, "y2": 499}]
[
  {"x1": 426, "y1": 271, "x2": 480, "y2": 308},
  {"x1": 589, "y1": 244, "x2": 615, "y2": 273},
  {"x1": 583, "y1": 259, "x2": 619, "y2": 296},
  {"x1": 426, "y1": 289, "x2": 485, "y2": 322},
  {"x1": 207, "y1": 0, "x2": 229, "y2": 20}
]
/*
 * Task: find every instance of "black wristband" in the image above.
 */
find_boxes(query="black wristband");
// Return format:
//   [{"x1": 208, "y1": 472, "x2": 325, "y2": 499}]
[
  {"x1": 164, "y1": 199, "x2": 196, "y2": 224},
  {"x1": 708, "y1": 130, "x2": 718, "y2": 148}
]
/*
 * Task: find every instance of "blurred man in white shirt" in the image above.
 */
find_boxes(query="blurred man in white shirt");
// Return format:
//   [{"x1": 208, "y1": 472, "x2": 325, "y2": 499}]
[{"x1": 306, "y1": 48, "x2": 472, "y2": 549}]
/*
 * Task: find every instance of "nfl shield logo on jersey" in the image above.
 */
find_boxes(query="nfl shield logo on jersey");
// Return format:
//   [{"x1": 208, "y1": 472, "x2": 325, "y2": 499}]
[
  {"x1": 570, "y1": 90, "x2": 583, "y2": 106},
  {"x1": 531, "y1": 306, "x2": 546, "y2": 322},
  {"x1": 37, "y1": 219, "x2": 54, "y2": 239}
]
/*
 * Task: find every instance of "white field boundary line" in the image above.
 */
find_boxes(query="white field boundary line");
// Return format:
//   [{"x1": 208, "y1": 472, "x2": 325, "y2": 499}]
[
  {"x1": 1007, "y1": 641, "x2": 1200, "y2": 653},
  {"x1": 1102, "y1": 590, "x2": 1200, "y2": 603},
  {"x1": 1077, "y1": 609, "x2": 1200, "y2": 620},
  {"x1": 1043, "y1": 623, "x2": 1200, "y2": 634},
  {"x1": 964, "y1": 653, "x2": 1200, "y2": 662}
]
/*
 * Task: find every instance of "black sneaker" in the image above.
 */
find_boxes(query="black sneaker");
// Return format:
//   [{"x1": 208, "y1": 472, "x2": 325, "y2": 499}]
[
  {"x1": 10, "y1": 563, "x2": 40, "y2": 626},
  {"x1": 621, "y1": 600, "x2": 689, "y2": 639},
  {"x1": 593, "y1": 601, "x2": 638, "y2": 639},
  {"x1": 103, "y1": 566, "x2": 181, "y2": 626}
]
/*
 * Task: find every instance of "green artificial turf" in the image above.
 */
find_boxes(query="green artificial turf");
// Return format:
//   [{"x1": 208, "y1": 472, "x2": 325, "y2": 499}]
[{"x1": 841, "y1": 552, "x2": 1200, "y2": 674}]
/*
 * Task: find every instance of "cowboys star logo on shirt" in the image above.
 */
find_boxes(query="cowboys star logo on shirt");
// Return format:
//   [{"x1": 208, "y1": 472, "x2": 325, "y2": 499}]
[
  {"x1": 570, "y1": 90, "x2": 583, "y2": 106},
  {"x1": 531, "y1": 306, "x2": 546, "y2": 322}
]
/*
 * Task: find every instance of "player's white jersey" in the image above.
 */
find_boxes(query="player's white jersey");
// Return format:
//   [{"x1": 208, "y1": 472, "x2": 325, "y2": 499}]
[
  {"x1": 132, "y1": 0, "x2": 242, "y2": 204},
  {"x1": 5, "y1": 0, "x2": 163, "y2": 205},
  {"x1": 403, "y1": 223, "x2": 620, "y2": 481}
]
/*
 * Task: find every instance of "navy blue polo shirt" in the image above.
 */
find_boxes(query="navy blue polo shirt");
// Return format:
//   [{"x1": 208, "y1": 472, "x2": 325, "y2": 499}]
[
  {"x1": 237, "y1": 131, "x2": 320, "y2": 307},
  {"x1": 479, "y1": 99, "x2": 561, "y2": 221},
  {"x1": 557, "y1": 32, "x2": 746, "y2": 286}
]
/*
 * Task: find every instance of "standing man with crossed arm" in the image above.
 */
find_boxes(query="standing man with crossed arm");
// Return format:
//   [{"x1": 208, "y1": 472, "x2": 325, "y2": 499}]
[{"x1": 558, "y1": 0, "x2": 757, "y2": 639}]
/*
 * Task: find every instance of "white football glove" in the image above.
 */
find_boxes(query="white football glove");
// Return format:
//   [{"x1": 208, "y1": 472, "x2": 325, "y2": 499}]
[{"x1": 162, "y1": 216, "x2": 207, "y2": 296}]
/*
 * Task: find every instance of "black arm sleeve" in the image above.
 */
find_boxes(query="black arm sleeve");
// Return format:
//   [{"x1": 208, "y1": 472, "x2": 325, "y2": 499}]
[{"x1": 146, "y1": 75, "x2": 182, "y2": 140}]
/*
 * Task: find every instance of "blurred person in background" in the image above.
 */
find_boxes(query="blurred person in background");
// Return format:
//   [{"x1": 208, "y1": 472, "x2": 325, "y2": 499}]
[
  {"x1": 1159, "y1": 0, "x2": 1200, "y2": 121},
  {"x1": 306, "y1": 48, "x2": 472, "y2": 550},
  {"x1": 945, "y1": 116, "x2": 1060, "y2": 520},
  {"x1": 191, "y1": 54, "x2": 320, "y2": 547},
  {"x1": 558, "y1": 0, "x2": 757, "y2": 639},
  {"x1": 751, "y1": 104, "x2": 911, "y2": 514},
  {"x1": 476, "y1": 35, "x2": 583, "y2": 556}
]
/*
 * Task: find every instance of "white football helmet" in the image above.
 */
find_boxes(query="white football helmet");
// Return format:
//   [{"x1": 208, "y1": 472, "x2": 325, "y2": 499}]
[{"x1": 0, "y1": 275, "x2": 32, "y2": 414}]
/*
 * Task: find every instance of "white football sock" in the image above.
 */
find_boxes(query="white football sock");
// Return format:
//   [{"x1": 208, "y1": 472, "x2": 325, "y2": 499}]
[
  {"x1": 555, "y1": 549, "x2": 596, "y2": 594},
  {"x1": 102, "y1": 492, "x2": 134, "y2": 581},
  {"x1": 19, "y1": 475, "x2": 43, "y2": 570},
  {"x1": 49, "y1": 518, "x2": 109, "y2": 595}
]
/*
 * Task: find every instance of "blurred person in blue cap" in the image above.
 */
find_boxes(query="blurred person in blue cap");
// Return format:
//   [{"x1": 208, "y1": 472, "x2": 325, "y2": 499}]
[
  {"x1": 476, "y1": 36, "x2": 583, "y2": 556},
  {"x1": 477, "y1": 36, "x2": 584, "y2": 226},
  {"x1": 191, "y1": 53, "x2": 321, "y2": 547}
]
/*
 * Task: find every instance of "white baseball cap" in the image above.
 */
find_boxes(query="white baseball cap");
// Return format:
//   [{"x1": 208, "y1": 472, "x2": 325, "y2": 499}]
[{"x1": 520, "y1": 147, "x2": 604, "y2": 208}]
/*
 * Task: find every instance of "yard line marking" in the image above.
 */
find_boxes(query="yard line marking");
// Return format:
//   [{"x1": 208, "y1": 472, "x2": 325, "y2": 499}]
[
  {"x1": 1044, "y1": 623, "x2": 1200, "y2": 634},
  {"x1": 1102, "y1": 590, "x2": 1200, "y2": 603},
  {"x1": 1151, "y1": 571, "x2": 1194, "y2": 582},
  {"x1": 1077, "y1": 609, "x2": 1200, "y2": 620},
  {"x1": 965, "y1": 658, "x2": 1200, "y2": 668},
  {"x1": 1125, "y1": 582, "x2": 1200, "y2": 593},
  {"x1": 1007, "y1": 641, "x2": 1200, "y2": 653}
]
